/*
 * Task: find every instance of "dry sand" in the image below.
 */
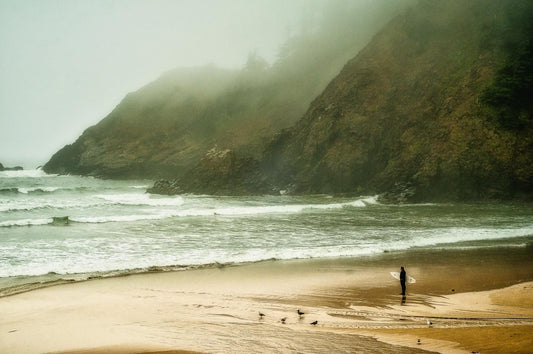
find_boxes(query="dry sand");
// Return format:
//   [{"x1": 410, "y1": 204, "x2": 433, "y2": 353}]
[{"x1": 1, "y1": 247, "x2": 532, "y2": 353}]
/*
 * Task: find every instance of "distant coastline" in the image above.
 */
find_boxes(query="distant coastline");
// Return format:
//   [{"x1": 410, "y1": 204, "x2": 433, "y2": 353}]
[{"x1": 0, "y1": 162, "x2": 23, "y2": 171}]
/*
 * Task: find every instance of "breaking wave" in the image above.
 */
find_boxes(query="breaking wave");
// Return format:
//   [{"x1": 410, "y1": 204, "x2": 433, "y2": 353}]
[
  {"x1": 0, "y1": 196, "x2": 378, "y2": 227},
  {"x1": 94, "y1": 193, "x2": 185, "y2": 206},
  {"x1": 0, "y1": 169, "x2": 56, "y2": 178}
]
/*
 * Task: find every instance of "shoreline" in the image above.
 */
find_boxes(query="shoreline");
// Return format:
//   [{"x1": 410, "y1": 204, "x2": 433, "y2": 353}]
[
  {"x1": 2, "y1": 239, "x2": 531, "y2": 299},
  {"x1": 1, "y1": 246, "x2": 532, "y2": 353}
]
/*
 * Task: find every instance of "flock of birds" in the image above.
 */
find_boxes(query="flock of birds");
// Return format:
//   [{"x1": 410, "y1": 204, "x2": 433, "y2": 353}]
[
  {"x1": 258, "y1": 309, "x2": 318, "y2": 326},
  {"x1": 257, "y1": 310, "x2": 486, "y2": 353},
  {"x1": 258, "y1": 310, "x2": 440, "y2": 330},
  {"x1": 256, "y1": 309, "x2": 478, "y2": 352}
]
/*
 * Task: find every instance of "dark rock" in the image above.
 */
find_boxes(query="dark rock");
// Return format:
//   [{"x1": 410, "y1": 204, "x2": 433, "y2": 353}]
[
  {"x1": 52, "y1": 216, "x2": 70, "y2": 225},
  {"x1": 0, "y1": 163, "x2": 23, "y2": 171},
  {"x1": 147, "y1": 179, "x2": 183, "y2": 195},
  {"x1": 379, "y1": 182, "x2": 416, "y2": 204},
  {"x1": 177, "y1": 146, "x2": 271, "y2": 195}
]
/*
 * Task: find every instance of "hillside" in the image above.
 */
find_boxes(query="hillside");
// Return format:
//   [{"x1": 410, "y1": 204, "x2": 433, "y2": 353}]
[
  {"x1": 256, "y1": 0, "x2": 533, "y2": 201},
  {"x1": 170, "y1": 0, "x2": 533, "y2": 200},
  {"x1": 44, "y1": 0, "x2": 533, "y2": 201},
  {"x1": 43, "y1": 1, "x2": 409, "y2": 179}
]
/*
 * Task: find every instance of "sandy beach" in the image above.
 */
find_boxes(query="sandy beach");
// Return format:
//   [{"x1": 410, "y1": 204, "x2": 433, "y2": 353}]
[{"x1": 1, "y1": 246, "x2": 532, "y2": 353}]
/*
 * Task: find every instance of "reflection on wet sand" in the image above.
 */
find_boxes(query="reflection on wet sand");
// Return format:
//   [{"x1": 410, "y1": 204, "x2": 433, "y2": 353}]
[{"x1": 1, "y1": 246, "x2": 532, "y2": 353}]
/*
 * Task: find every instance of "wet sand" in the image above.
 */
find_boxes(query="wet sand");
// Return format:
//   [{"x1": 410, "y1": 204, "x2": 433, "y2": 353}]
[{"x1": 1, "y1": 246, "x2": 532, "y2": 353}]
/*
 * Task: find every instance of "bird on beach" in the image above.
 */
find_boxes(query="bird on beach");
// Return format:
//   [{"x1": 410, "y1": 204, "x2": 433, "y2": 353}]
[
  {"x1": 259, "y1": 312, "x2": 265, "y2": 319},
  {"x1": 310, "y1": 320, "x2": 318, "y2": 326},
  {"x1": 427, "y1": 320, "x2": 433, "y2": 327},
  {"x1": 417, "y1": 339, "x2": 421, "y2": 345},
  {"x1": 297, "y1": 309, "x2": 305, "y2": 317},
  {"x1": 281, "y1": 317, "x2": 287, "y2": 324}
]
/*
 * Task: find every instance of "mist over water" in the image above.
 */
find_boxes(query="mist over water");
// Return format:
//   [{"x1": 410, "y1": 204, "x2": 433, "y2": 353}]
[{"x1": 1, "y1": 171, "x2": 532, "y2": 290}]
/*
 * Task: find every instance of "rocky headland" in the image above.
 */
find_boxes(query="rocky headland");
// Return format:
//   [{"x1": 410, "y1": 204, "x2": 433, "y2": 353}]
[
  {"x1": 44, "y1": 0, "x2": 532, "y2": 202},
  {"x1": 0, "y1": 163, "x2": 23, "y2": 171}
]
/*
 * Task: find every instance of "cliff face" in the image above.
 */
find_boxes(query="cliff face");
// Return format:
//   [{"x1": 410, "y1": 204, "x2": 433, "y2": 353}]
[
  {"x1": 44, "y1": 0, "x2": 533, "y2": 201},
  {"x1": 44, "y1": 67, "x2": 240, "y2": 178},
  {"x1": 261, "y1": 0, "x2": 533, "y2": 201},
  {"x1": 43, "y1": 1, "x2": 408, "y2": 179},
  {"x1": 41, "y1": 62, "x2": 344, "y2": 179}
]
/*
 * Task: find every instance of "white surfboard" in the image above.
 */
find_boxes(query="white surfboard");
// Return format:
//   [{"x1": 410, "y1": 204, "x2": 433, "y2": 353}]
[{"x1": 390, "y1": 271, "x2": 416, "y2": 284}]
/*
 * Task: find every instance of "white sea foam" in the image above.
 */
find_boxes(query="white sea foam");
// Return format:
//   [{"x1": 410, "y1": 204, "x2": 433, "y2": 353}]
[
  {"x1": 412, "y1": 226, "x2": 533, "y2": 248},
  {"x1": 360, "y1": 196, "x2": 379, "y2": 204},
  {"x1": 0, "y1": 195, "x2": 401, "y2": 228},
  {"x1": 78, "y1": 195, "x2": 375, "y2": 220},
  {"x1": 1, "y1": 173, "x2": 531, "y2": 280},
  {"x1": 0, "y1": 199, "x2": 107, "y2": 213},
  {"x1": 0, "y1": 218, "x2": 52, "y2": 227},
  {"x1": 200, "y1": 196, "x2": 377, "y2": 216},
  {"x1": 95, "y1": 193, "x2": 185, "y2": 206},
  {"x1": 1, "y1": 224, "x2": 531, "y2": 278},
  {"x1": 0, "y1": 169, "x2": 56, "y2": 178},
  {"x1": 18, "y1": 187, "x2": 62, "y2": 194},
  {"x1": 0, "y1": 196, "x2": 376, "y2": 226},
  {"x1": 0, "y1": 192, "x2": 184, "y2": 213},
  {"x1": 71, "y1": 213, "x2": 173, "y2": 223}
]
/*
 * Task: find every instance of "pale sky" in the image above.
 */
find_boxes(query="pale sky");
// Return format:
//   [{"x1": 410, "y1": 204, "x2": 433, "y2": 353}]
[{"x1": 0, "y1": 0, "x2": 311, "y2": 167}]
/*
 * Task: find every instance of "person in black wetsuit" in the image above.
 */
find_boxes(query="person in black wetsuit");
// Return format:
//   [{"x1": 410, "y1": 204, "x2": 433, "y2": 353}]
[{"x1": 400, "y1": 266, "x2": 406, "y2": 295}]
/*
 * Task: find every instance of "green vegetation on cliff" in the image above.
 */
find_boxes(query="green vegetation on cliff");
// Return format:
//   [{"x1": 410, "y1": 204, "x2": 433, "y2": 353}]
[
  {"x1": 479, "y1": 1, "x2": 533, "y2": 130},
  {"x1": 43, "y1": 1, "x2": 409, "y2": 179},
  {"x1": 44, "y1": 0, "x2": 532, "y2": 201},
  {"x1": 261, "y1": 0, "x2": 533, "y2": 201}
]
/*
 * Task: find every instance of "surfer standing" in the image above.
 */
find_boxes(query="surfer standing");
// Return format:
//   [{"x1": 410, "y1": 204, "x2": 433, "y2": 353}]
[{"x1": 400, "y1": 266, "x2": 406, "y2": 295}]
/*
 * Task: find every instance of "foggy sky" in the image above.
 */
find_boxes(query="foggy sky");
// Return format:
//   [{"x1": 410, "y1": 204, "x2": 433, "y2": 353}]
[{"x1": 0, "y1": 0, "x2": 320, "y2": 167}]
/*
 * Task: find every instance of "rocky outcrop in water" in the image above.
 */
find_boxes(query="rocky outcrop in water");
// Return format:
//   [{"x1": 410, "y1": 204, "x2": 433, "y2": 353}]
[
  {"x1": 52, "y1": 216, "x2": 70, "y2": 225},
  {"x1": 378, "y1": 183, "x2": 416, "y2": 204},
  {"x1": 146, "y1": 179, "x2": 183, "y2": 196},
  {"x1": 0, "y1": 163, "x2": 23, "y2": 171},
  {"x1": 157, "y1": 146, "x2": 271, "y2": 196}
]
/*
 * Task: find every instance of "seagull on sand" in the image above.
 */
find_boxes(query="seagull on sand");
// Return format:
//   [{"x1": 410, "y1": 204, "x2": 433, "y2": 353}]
[
  {"x1": 297, "y1": 309, "x2": 305, "y2": 317},
  {"x1": 259, "y1": 312, "x2": 265, "y2": 319},
  {"x1": 281, "y1": 317, "x2": 287, "y2": 324},
  {"x1": 310, "y1": 320, "x2": 318, "y2": 326},
  {"x1": 426, "y1": 320, "x2": 433, "y2": 327}
]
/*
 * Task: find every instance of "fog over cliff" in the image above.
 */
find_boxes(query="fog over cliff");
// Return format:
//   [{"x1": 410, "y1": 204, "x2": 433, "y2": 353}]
[{"x1": 3, "y1": 0, "x2": 407, "y2": 167}]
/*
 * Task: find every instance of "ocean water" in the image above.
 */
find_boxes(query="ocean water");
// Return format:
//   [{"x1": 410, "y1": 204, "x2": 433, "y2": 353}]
[{"x1": 1, "y1": 170, "x2": 532, "y2": 292}]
